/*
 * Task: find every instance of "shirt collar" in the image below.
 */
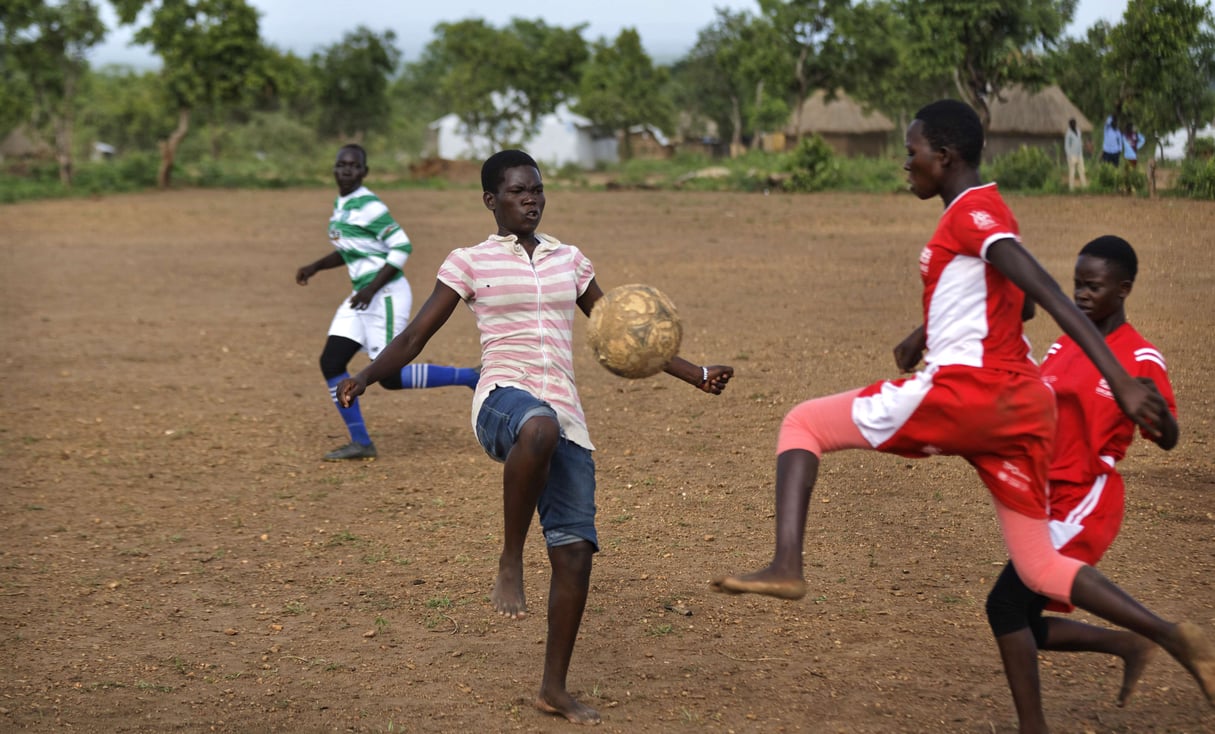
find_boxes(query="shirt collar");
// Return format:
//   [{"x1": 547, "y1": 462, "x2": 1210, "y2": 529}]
[{"x1": 488, "y1": 232, "x2": 561, "y2": 256}]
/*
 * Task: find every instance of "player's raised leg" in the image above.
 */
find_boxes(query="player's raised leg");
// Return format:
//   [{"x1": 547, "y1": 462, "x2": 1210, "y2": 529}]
[{"x1": 712, "y1": 449, "x2": 815, "y2": 599}]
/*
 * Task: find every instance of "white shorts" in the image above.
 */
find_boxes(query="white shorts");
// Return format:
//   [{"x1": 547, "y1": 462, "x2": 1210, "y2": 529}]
[{"x1": 327, "y1": 277, "x2": 413, "y2": 360}]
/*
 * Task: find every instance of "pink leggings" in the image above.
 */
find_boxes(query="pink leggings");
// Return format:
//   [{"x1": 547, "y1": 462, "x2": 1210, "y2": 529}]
[{"x1": 779, "y1": 391, "x2": 1084, "y2": 604}]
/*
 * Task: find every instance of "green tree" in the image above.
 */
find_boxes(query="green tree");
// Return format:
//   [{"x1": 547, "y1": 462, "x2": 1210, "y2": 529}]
[
  {"x1": 677, "y1": 9, "x2": 791, "y2": 154},
  {"x1": 1, "y1": 1, "x2": 40, "y2": 138},
  {"x1": 78, "y1": 64, "x2": 174, "y2": 152},
  {"x1": 313, "y1": 26, "x2": 399, "y2": 141},
  {"x1": 899, "y1": 0, "x2": 1078, "y2": 128},
  {"x1": 757, "y1": 0, "x2": 851, "y2": 144},
  {"x1": 113, "y1": 0, "x2": 265, "y2": 187},
  {"x1": 3, "y1": 0, "x2": 106, "y2": 184},
  {"x1": 574, "y1": 28, "x2": 673, "y2": 159},
  {"x1": 1047, "y1": 20, "x2": 1118, "y2": 127},
  {"x1": 505, "y1": 18, "x2": 589, "y2": 130},
  {"x1": 835, "y1": 1, "x2": 953, "y2": 132},
  {"x1": 409, "y1": 18, "x2": 588, "y2": 152},
  {"x1": 1108, "y1": 0, "x2": 1215, "y2": 176}
]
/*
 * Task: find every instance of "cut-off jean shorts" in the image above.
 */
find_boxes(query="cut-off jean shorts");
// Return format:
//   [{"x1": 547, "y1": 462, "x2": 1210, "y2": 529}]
[{"x1": 475, "y1": 386, "x2": 598, "y2": 551}]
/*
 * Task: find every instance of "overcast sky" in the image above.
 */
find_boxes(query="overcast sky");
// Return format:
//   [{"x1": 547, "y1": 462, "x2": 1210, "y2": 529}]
[{"x1": 89, "y1": 0, "x2": 1129, "y2": 69}]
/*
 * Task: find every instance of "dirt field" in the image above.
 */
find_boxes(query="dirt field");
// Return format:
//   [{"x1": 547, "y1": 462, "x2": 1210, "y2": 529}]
[{"x1": 2, "y1": 185, "x2": 1213, "y2": 733}]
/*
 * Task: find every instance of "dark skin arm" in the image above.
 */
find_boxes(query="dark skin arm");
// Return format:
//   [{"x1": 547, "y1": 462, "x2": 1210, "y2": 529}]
[
  {"x1": 1138, "y1": 377, "x2": 1179, "y2": 450},
  {"x1": 576, "y1": 278, "x2": 734, "y2": 393},
  {"x1": 295, "y1": 251, "x2": 344, "y2": 285},
  {"x1": 349, "y1": 263, "x2": 403, "y2": 310},
  {"x1": 296, "y1": 252, "x2": 401, "y2": 310},
  {"x1": 336, "y1": 279, "x2": 462, "y2": 406},
  {"x1": 893, "y1": 325, "x2": 926, "y2": 373},
  {"x1": 986, "y1": 238, "x2": 1167, "y2": 438}
]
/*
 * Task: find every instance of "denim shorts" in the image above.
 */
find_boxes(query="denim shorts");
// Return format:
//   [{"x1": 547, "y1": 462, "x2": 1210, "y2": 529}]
[{"x1": 475, "y1": 386, "x2": 598, "y2": 551}]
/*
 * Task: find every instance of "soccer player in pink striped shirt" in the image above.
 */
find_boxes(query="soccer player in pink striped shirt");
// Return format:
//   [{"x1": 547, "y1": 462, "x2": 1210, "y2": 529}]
[{"x1": 338, "y1": 150, "x2": 733, "y2": 724}]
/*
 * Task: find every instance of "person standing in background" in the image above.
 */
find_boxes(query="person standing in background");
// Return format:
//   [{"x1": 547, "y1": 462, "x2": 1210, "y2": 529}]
[
  {"x1": 1123, "y1": 123, "x2": 1140, "y2": 168},
  {"x1": 1065, "y1": 118, "x2": 1088, "y2": 191},
  {"x1": 1102, "y1": 111, "x2": 1123, "y2": 166}
]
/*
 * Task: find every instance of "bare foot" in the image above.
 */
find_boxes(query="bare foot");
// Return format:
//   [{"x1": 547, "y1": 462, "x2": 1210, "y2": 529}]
[
  {"x1": 1173, "y1": 621, "x2": 1215, "y2": 705},
  {"x1": 710, "y1": 566, "x2": 808, "y2": 600},
  {"x1": 491, "y1": 559, "x2": 527, "y2": 619},
  {"x1": 1117, "y1": 636, "x2": 1157, "y2": 706},
  {"x1": 535, "y1": 691, "x2": 601, "y2": 725}
]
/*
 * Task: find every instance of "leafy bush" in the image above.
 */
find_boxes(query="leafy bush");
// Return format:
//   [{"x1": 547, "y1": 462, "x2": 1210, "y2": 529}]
[
  {"x1": 1190, "y1": 136, "x2": 1215, "y2": 159},
  {"x1": 1089, "y1": 160, "x2": 1148, "y2": 195},
  {"x1": 783, "y1": 135, "x2": 840, "y2": 192},
  {"x1": 1177, "y1": 156, "x2": 1215, "y2": 199},
  {"x1": 988, "y1": 146, "x2": 1057, "y2": 191}
]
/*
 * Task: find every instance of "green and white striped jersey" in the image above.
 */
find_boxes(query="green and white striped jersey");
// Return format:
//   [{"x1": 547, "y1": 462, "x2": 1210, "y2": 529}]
[{"x1": 328, "y1": 186, "x2": 413, "y2": 290}]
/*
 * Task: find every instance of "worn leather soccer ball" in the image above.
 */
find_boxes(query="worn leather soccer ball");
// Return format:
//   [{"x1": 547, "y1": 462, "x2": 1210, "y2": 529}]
[{"x1": 587, "y1": 284, "x2": 682, "y2": 378}]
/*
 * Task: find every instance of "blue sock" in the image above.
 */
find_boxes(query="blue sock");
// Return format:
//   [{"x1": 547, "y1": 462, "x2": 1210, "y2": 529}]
[
  {"x1": 327, "y1": 373, "x2": 371, "y2": 445},
  {"x1": 395, "y1": 364, "x2": 480, "y2": 389}
]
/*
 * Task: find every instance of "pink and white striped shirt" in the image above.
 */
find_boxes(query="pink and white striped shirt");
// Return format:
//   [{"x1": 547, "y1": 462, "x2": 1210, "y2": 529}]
[{"x1": 438, "y1": 233, "x2": 596, "y2": 450}]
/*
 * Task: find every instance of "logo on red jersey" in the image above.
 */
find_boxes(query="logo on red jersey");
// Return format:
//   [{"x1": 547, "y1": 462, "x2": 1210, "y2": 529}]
[
  {"x1": 1095, "y1": 378, "x2": 1114, "y2": 399},
  {"x1": 969, "y1": 210, "x2": 998, "y2": 230},
  {"x1": 997, "y1": 461, "x2": 1032, "y2": 493}
]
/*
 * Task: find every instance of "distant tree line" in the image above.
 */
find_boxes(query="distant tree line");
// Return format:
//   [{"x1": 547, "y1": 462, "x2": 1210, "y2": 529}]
[{"x1": 2, "y1": 0, "x2": 1213, "y2": 188}]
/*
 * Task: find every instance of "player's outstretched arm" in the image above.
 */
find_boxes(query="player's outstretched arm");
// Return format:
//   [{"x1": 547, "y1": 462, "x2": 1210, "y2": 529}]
[
  {"x1": 337, "y1": 280, "x2": 462, "y2": 407},
  {"x1": 664, "y1": 356, "x2": 733, "y2": 394},
  {"x1": 986, "y1": 238, "x2": 1167, "y2": 438},
  {"x1": 296, "y1": 251, "x2": 344, "y2": 285}
]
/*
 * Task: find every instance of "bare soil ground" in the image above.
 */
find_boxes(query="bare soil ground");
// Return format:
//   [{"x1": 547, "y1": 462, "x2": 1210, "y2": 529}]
[{"x1": 2, "y1": 186, "x2": 1213, "y2": 734}]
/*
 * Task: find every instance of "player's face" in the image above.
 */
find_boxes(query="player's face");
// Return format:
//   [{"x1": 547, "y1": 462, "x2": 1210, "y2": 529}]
[
  {"x1": 903, "y1": 120, "x2": 943, "y2": 200},
  {"x1": 1073, "y1": 254, "x2": 1130, "y2": 326},
  {"x1": 487, "y1": 165, "x2": 545, "y2": 239},
  {"x1": 333, "y1": 148, "x2": 367, "y2": 196}
]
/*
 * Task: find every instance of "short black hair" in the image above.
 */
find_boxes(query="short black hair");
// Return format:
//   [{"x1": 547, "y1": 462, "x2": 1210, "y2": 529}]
[
  {"x1": 338, "y1": 143, "x2": 367, "y2": 167},
  {"x1": 482, "y1": 150, "x2": 539, "y2": 193},
  {"x1": 914, "y1": 99, "x2": 984, "y2": 167},
  {"x1": 1079, "y1": 235, "x2": 1138, "y2": 282}
]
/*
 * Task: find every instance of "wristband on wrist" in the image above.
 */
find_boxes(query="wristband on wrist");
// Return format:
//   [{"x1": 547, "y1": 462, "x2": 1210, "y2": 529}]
[{"x1": 700, "y1": 365, "x2": 709, "y2": 386}]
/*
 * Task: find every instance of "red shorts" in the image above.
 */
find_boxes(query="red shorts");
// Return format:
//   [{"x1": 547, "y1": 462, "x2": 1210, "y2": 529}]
[
  {"x1": 854, "y1": 365, "x2": 1056, "y2": 519},
  {"x1": 1044, "y1": 472, "x2": 1126, "y2": 612}
]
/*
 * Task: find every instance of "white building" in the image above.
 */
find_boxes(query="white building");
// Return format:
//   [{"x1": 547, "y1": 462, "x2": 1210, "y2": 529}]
[
  {"x1": 427, "y1": 103, "x2": 618, "y2": 170},
  {"x1": 1157, "y1": 123, "x2": 1215, "y2": 160}
]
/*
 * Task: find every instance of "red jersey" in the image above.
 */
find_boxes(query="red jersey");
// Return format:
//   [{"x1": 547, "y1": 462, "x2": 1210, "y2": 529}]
[
  {"x1": 1040, "y1": 323, "x2": 1176, "y2": 485},
  {"x1": 920, "y1": 184, "x2": 1036, "y2": 376}
]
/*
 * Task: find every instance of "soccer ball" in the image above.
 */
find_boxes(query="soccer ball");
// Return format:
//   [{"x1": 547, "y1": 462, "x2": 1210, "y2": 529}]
[{"x1": 587, "y1": 284, "x2": 683, "y2": 378}]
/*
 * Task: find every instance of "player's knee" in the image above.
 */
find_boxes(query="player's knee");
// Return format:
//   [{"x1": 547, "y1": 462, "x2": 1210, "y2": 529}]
[
  {"x1": 378, "y1": 373, "x2": 402, "y2": 390},
  {"x1": 319, "y1": 349, "x2": 349, "y2": 380},
  {"x1": 517, "y1": 415, "x2": 560, "y2": 455},
  {"x1": 985, "y1": 585, "x2": 1031, "y2": 637}
]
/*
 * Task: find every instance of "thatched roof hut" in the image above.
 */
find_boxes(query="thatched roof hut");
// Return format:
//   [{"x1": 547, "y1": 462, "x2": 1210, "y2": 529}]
[
  {"x1": 985, "y1": 84, "x2": 1092, "y2": 160},
  {"x1": 0, "y1": 125, "x2": 52, "y2": 161},
  {"x1": 785, "y1": 90, "x2": 896, "y2": 157}
]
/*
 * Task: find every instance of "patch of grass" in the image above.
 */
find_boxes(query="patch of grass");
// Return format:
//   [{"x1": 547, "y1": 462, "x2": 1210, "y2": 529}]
[
  {"x1": 425, "y1": 596, "x2": 453, "y2": 610},
  {"x1": 283, "y1": 601, "x2": 306, "y2": 615},
  {"x1": 326, "y1": 529, "x2": 360, "y2": 546}
]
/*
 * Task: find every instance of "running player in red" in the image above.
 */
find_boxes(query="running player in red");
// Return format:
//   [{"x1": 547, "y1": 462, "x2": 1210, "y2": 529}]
[
  {"x1": 710, "y1": 100, "x2": 1215, "y2": 714},
  {"x1": 985, "y1": 235, "x2": 1179, "y2": 733}
]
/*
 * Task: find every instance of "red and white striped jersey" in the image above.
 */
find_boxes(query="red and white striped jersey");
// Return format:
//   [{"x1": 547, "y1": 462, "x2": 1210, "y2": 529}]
[
  {"x1": 920, "y1": 183, "x2": 1036, "y2": 376},
  {"x1": 1041, "y1": 323, "x2": 1176, "y2": 485}
]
